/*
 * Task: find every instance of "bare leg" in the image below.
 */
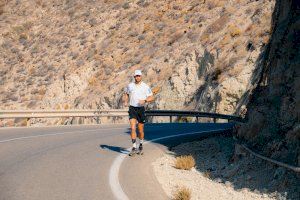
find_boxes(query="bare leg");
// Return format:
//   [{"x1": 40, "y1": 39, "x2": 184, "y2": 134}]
[
  {"x1": 130, "y1": 118, "x2": 137, "y2": 140},
  {"x1": 128, "y1": 118, "x2": 138, "y2": 156},
  {"x1": 137, "y1": 123, "x2": 145, "y2": 154},
  {"x1": 137, "y1": 123, "x2": 144, "y2": 140}
]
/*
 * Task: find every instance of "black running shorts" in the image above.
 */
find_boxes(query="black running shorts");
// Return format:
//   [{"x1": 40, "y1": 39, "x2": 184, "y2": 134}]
[{"x1": 128, "y1": 106, "x2": 146, "y2": 123}]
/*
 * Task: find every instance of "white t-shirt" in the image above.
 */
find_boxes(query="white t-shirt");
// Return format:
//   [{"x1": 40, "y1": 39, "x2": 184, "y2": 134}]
[{"x1": 125, "y1": 82, "x2": 153, "y2": 107}]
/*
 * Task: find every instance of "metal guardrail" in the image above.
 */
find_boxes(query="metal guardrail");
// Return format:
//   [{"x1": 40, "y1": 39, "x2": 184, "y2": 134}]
[
  {"x1": 0, "y1": 109, "x2": 128, "y2": 119},
  {"x1": 145, "y1": 110, "x2": 245, "y2": 123},
  {"x1": 0, "y1": 109, "x2": 244, "y2": 123}
]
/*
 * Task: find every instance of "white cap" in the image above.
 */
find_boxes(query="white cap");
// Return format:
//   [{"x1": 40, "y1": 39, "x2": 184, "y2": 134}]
[{"x1": 134, "y1": 70, "x2": 142, "y2": 76}]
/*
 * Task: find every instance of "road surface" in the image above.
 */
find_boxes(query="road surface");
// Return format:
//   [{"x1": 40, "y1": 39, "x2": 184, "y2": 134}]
[{"x1": 0, "y1": 123, "x2": 233, "y2": 200}]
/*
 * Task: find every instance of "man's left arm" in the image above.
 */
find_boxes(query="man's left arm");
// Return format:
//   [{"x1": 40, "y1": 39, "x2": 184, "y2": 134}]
[
  {"x1": 139, "y1": 86, "x2": 154, "y2": 105},
  {"x1": 145, "y1": 95, "x2": 154, "y2": 103}
]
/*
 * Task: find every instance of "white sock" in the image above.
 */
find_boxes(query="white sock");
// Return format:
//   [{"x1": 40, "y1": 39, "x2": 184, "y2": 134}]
[{"x1": 132, "y1": 143, "x2": 137, "y2": 148}]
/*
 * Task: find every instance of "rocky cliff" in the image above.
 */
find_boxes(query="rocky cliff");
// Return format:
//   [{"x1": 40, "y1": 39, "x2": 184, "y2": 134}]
[{"x1": 238, "y1": 0, "x2": 300, "y2": 167}]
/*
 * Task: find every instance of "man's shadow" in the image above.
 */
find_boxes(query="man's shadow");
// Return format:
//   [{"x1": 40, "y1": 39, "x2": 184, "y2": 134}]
[
  {"x1": 100, "y1": 128, "x2": 140, "y2": 154},
  {"x1": 99, "y1": 144, "x2": 129, "y2": 154}
]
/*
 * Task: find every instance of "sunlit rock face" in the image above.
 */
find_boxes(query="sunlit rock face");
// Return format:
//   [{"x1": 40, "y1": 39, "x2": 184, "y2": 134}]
[{"x1": 0, "y1": 0, "x2": 275, "y2": 126}]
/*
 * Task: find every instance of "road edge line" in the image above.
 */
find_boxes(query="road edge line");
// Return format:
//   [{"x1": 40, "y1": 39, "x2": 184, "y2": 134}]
[{"x1": 109, "y1": 127, "x2": 232, "y2": 200}]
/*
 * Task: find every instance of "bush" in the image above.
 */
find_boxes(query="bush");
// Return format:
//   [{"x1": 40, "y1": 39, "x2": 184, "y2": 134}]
[
  {"x1": 228, "y1": 25, "x2": 241, "y2": 37},
  {"x1": 173, "y1": 186, "x2": 191, "y2": 200},
  {"x1": 175, "y1": 155, "x2": 195, "y2": 170},
  {"x1": 88, "y1": 76, "x2": 97, "y2": 86}
]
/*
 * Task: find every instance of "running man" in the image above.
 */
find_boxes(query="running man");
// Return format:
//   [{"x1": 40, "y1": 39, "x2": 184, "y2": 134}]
[{"x1": 123, "y1": 70, "x2": 154, "y2": 156}]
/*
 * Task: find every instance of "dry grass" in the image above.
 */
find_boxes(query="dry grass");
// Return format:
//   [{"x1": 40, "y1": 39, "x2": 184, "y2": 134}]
[
  {"x1": 219, "y1": 34, "x2": 231, "y2": 46},
  {"x1": 152, "y1": 86, "x2": 161, "y2": 95},
  {"x1": 28, "y1": 67, "x2": 35, "y2": 75},
  {"x1": 55, "y1": 104, "x2": 61, "y2": 110},
  {"x1": 206, "y1": 0, "x2": 225, "y2": 9},
  {"x1": 88, "y1": 76, "x2": 97, "y2": 86},
  {"x1": 64, "y1": 104, "x2": 70, "y2": 110},
  {"x1": 173, "y1": 186, "x2": 191, "y2": 200},
  {"x1": 174, "y1": 155, "x2": 195, "y2": 170},
  {"x1": 38, "y1": 89, "x2": 46, "y2": 95},
  {"x1": 228, "y1": 25, "x2": 241, "y2": 37}
]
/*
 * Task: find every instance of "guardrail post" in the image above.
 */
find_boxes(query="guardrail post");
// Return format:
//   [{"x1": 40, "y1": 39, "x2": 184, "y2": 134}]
[
  {"x1": 26, "y1": 118, "x2": 30, "y2": 126},
  {"x1": 145, "y1": 116, "x2": 148, "y2": 123},
  {"x1": 169, "y1": 116, "x2": 172, "y2": 123}
]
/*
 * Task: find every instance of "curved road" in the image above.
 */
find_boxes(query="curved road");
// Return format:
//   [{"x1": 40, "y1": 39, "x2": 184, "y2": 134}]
[{"x1": 0, "y1": 123, "x2": 233, "y2": 200}]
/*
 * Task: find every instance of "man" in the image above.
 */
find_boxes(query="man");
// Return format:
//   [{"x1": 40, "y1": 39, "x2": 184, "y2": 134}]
[{"x1": 123, "y1": 70, "x2": 154, "y2": 156}]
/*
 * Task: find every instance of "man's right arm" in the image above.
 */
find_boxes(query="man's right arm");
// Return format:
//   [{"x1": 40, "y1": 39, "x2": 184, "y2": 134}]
[
  {"x1": 122, "y1": 85, "x2": 129, "y2": 107},
  {"x1": 122, "y1": 92, "x2": 129, "y2": 107}
]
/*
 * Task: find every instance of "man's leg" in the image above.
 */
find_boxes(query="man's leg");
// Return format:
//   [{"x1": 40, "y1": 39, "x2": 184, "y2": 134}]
[
  {"x1": 130, "y1": 118, "x2": 137, "y2": 147},
  {"x1": 137, "y1": 122, "x2": 144, "y2": 141},
  {"x1": 137, "y1": 122, "x2": 144, "y2": 153},
  {"x1": 129, "y1": 118, "x2": 138, "y2": 156}
]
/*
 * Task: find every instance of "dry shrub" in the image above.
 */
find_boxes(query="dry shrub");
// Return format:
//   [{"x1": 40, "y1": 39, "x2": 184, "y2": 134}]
[
  {"x1": 173, "y1": 186, "x2": 191, "y2": 200},
  {"x1": 38, "y1": 89, "x2": 46, "y2": 95},
  {"x1": 262, "y1": 35, "x2": 270, "y2": 44},
  {"x1": 219, "y1": 34, "x2": 231, "y2": 46},
  {"x1": 206, "y1": 0, "x2": 225, "y2": 9},
  {"x1": 152, "y1": 86, "x2": 161, "y2": 95},
  {"x1": 174, "y1": 155, "x2": 195, "y2": 170},
  {"x1": 228, "y1": 25, "x2": 241, "y2": 37},
  {"x1": 143, "y1": 23, "x2": 153, "y2": 33},
  {"x1": 64, "y1": 104, "x2": 70, "y2": 110},
  {"x1": 88, "y1": 76, "x2": 97, "y2": 86},
  {"x1": 55, "y1": 104, "x2": 61, "y2": 110},
  {"x1": 20, "y1": 119, "x2": 28, "y2": 126},
  {"x1": 28, "y1": 67, "x2": 35, "y2": 75},
  {"x1": 200, "y1": 33, "x2": 210, "y2": 44},
  {"x1": 35, "y1": 0, "x2": 43, "y2": 6}
]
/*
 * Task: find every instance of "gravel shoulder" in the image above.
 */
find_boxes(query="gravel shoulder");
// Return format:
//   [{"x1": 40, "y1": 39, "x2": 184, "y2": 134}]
[{"x1": 152, "y1": 135, "x2": 299, "y2": 200}]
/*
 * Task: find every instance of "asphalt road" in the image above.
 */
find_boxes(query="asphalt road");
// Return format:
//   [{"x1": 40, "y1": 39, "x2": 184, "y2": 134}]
[{"x1": 0, "y1": 123, "x2": 234, "y2": 200}]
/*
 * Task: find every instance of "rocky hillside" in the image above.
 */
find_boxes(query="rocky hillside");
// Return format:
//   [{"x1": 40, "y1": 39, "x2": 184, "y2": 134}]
[
  {"x1": 238, "y1": 0, "x2": 300, "y2": 167},
  {"x1": 0, "y1": 0, "x2": 275, "y2": 126}
]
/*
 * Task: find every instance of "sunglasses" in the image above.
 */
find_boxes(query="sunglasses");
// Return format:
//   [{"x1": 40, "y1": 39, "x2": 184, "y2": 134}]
[{"x1": 134, "y1": 75, "x2": 141, "y2": 77}]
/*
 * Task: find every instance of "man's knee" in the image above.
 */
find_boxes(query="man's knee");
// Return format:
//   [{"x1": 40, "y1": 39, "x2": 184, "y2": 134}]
[
  {"x1": 137, "y1": 123, "x2": 144, "y2": 130},
  {"x1": 130, "y1": 125, "x2": 136, "y2": 131}
]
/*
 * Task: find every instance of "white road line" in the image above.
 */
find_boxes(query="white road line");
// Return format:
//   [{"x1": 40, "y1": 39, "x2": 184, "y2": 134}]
[
  {"x1": 0, "y1": 123, "x2": 129, "y2": 130},
  {"x1": 0, "y1": 125, "x2": 166, "y2": 144},
  {"x1": 109, "y1": 128, "x2": 232, "y2": 200},
  {"x1": 0, "y1": 127, "x2": 128, "y2": 144}
]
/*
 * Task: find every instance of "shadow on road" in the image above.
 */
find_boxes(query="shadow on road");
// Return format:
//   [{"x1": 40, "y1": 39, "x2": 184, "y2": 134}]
[{"x1": 100, "y1": 144, "x2": 129, "y2": 154}]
